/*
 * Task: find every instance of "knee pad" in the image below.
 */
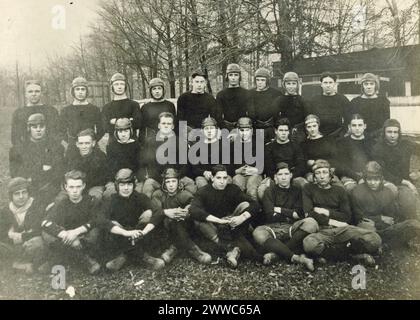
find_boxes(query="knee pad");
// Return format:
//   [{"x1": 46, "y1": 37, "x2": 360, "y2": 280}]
[
  {"x1": 252, "y1": 227, "x2": 271, "y2": 246},
  {"x1": 303, "y1": 235, "x2": 325, "y2": 255}
]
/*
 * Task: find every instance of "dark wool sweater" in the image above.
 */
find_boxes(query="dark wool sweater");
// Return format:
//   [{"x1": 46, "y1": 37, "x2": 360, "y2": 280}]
[
  {"x1": 152, "y1": 189, "x2": 194, "y2": 210},
  {"x1": 247, "y1": 88, "x2": 283, "y2": 124},
  {"x1": 301, "y1": 136, "x2": 339, "y2": 174},
  {"x1": 216, "y1": 87, "x2": 250, "y2": 124},
  {"x1": 336, "y1": 136, "x2": 372, "y2": 180},
  {"x1": 102, "y1": 99, "x2": 142, "y2": 135},
  {"x1": 106, "y1": 140, "x2": 141, "y2": 178},
  {"x1": 372, "y1": 138, "x2": 420, "y2": 185},
  {"x1": 302, "y1": 183, "x2": 352, "y2": 225},
  {"x1": 101, "y1": 191, "x2": 163, "y2": 231},
  {"x1": 261, "y1": 184, "x2": 304, "y2": 224},
  {"x1": 306, "y1": 94, "x2": 351, "y2": 135},
  {"x1": 350, "y1": 183, "x2": 398, "y2": 226},
  {"x1": 189, "y1": 139, "x2": 233, "y2": 178},
  {"x1": 0, "y1": 200, "x2": 45, "y2": 243},
  {"x1": 349, "y1": 96, "x2": 390, "y2": 135},
  {"x1": 273, "y1": 94, "x2": 307, "y2": 127},
  {"x1": 43, "y1": 195, "x2": 100, "y2": 237},
  {"x1": 60, "y1": 103, "x2": 104, "y2": 141},
  {"x1": 139, "y1": 135, "x2": 190, "y2": 181},
  {"x1": 11, "y1": 105, "x2": 61, "y2": 146},
  {"x1": 230, "y1": 136, "x2": 260, "y2": 172},
  {"x1": 65, "y1": 147, "x2": 109, "y2": 188},
  {"x1": 189, "y1": 183, "x2": 260, "y2": 222},
  {"x1": 140, "y1": 100, "x2": 176, "y2": 133},
  {"x1": 177, "y1": 92, "x2": 221, "y2": 129},
  {"x1": 9, "y1": 138, "x2": 64, "y2": 189},
  {"x1": 264, "y1": 140, "x2": 306, "y2": 178}
]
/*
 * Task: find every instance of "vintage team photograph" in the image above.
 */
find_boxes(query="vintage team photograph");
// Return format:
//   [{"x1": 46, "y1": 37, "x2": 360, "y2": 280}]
[{"x1": 0, "y1": 0, "x2": 419, "y2": 301}]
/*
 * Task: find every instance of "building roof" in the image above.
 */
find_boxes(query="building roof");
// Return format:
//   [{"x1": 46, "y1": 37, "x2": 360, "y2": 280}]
[{"x1": 274, "y1": 45, "x2": 420, "y2": 76}]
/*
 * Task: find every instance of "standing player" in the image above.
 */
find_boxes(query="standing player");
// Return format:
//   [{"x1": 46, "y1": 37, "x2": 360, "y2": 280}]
[
  {"x1": 60, "y1": 77, "x2": 104, "y2": 151},
  {"x1": 307, "y1": 72, "x2": 351, "y2": 138},
  {"x1": 140, "y1": 78, "x2": 176, "y2": 142},
  {"x1": 102, "y1": 73, "x2": 142, "y2": 144},
  {"x1": 216, "y1": 64, "x2": 249, "y2": 131},
  {"x1": 349, "y1": 73, "x2": 390, "y2": 140},
  {"x1": 248, "y1": 68, "x2": 282, "y2": 141},
  {"x1": 177, "y1": 71, "x2": 221, "y2": 130},
  {"x1": 12, "y1": 80, "x2": 60, "y2": 147}
]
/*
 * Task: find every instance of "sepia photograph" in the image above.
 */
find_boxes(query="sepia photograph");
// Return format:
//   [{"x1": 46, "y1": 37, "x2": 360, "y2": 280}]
[{"x1": 0, "y1": 0, "x2": 420, "y2": 303}]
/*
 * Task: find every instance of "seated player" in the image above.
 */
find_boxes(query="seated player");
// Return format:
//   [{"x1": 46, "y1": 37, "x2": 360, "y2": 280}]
[
  {"x1": 64, "y1": 129, "x2": 109, "y2": 200},
  {"x1": 100, "y1": 169, "x2": 166, "y2": 271},
  {"x1": 0, "y1": 178, "x2": 46, "y2": 273},
  {"x1": 351, "y1": 161, "x2": 420, "y2": 248},
  {"x1": 9, "y1": 113, "x2": 64, "y2": 204},
  {"x1": 372, "y1": 119, "x2": 420, "y2": 221},
  {"x1": 138, "y1": 112, "x2": 196, "y2": 198},
  {"x1": 252, "y1": 163, "x2": 317, "y2": 271},
  {"x1": 104, "y1": 118, "x2": 141, "y2": 199},
  {"x1": 259, "y1": 117, "x2": 307, "y2": 200},
  {"x1": 190, "y1": 117, "x2": 233, "y2": 189},
  {"x1": 302, "y1": 160, "x2": 382, "y2": 266},
  {"x1": 152, "y1": 168, "x2": 212, "y2": 264},
  {"x1": 41, "y1": 170, "x2": 102, "y2": 275},
  {"x1": 190, "y1": 165, "x2": 262, "y2": 268},
  {"x1": 231, "y1": 117, "x2": 263, "y2": 201}
]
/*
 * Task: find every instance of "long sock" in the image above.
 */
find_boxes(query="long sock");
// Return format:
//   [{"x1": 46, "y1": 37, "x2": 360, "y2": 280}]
[
  {"x1": 234, "y1": 236, "x2": 264, "y2": 263},
  {"x1": 263, "y1": 238, "x2": 293, "y2": 261},
  {"x1": 286, "y1": 230, "x2": 310, "y2": 253}
]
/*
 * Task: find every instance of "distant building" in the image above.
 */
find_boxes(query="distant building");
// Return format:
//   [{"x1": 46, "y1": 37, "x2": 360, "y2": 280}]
[{"x1": 272, "y1": 45, "x2": 420, "y2": 99}]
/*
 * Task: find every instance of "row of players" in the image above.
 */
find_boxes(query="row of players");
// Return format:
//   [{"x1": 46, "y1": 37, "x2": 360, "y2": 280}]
[
  {"x1": 8, "y1": 106, "x2": 420, "y2": 220},
  {"x1": 2, "y1": 158, "x2": 420, "y2": 275},
  {"x1": 12, "y1": 66, "x2": 388, "y2": 152}
]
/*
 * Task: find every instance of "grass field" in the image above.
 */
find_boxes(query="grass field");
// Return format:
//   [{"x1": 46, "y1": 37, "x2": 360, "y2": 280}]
[{"x1": 1, "y1": 106, "x2": 420, "y2": 300}]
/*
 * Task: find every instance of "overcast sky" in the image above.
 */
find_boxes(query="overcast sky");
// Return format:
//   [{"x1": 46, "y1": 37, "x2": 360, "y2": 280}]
[{"x1": 0, "y1": 0, "x2": 100, "y2": 70}]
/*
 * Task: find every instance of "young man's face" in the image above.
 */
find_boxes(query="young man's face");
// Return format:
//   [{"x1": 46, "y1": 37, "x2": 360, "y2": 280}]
[
  {"x1": 158, "y1": 116, "x2": 174, "y2": 135},
  {"x1": 26, "y1": 84, "x2": 42, "y2": 105},
  {"x1": 212, "y1": 171, "x2": 228, "y2": 190},
  {"x1": 284, "y1": 81, "x2": 298, "y2": 95},
  {"x1": 314, "y1": 168, "x2": 331, "y2": 187},
  {"x1": 362, "y1": 81, "x2": 376, "y2": 96},
  {"x1": 349, "y1": 119, "x2": 366, "y2": 139},
  {"x1": 151, "y1": 86, "x2": 164, "y2": 100},
  {"x1": 191, "y1": 76, "x2": 206, "y2": 93},
  {"x1": 275, "y1": 125, "x2": 290, "y2": 142},
  {"x1": 255, "y1": 77, "x2": 267, "y2": 91},
  {"x1": 227, "y1": 73, "x2": 240, "y2": 87},
  {"x1": 306, "y1": 121, "x2": 320, "y2": 138},
  {"x1": 321, "y1": 77, "x2": 336, "y2": 96},
  {"x1": 274, "y1": 168, "x2": 292, "y2": 188},
  {"x1": 74, "y1": 86, "x2": 87, "y2": 101},
  {"x1": 366, "y1": 176, "x2": 382, "y2": 191},
  {"x1": 165, "y1": 178, "x2": 179, "y2": 194},
  {"x1": 384, "y1": 126, "x2": 399, "y2": 145},
  {"x1": 117, "y1": 129, "x2": 131, "y2": 143},
  {"x1": 29, "y1": 123, "x2": 46, "y2": 141},
  {"x1": 65, "y1": 178, "x2": 85, "y2": 202},
  {"x1": 118, "y1": 182, "x2": 134, "y2": 198},
  {"x1": 76, "y1": 135, "x2": 95, "y2": 157},
  {"x1": 203, "y1": 125, "x2": 218, "y2": 140},
  {"x1": 112, "y1": 81, "x2": 126, "y2": 95},
  {"x1": 12, "y1": 188, "x2": 29, "y2": 208},
  {"x1": 238, "y1": 127, "x2": 252, "y2": 142}
]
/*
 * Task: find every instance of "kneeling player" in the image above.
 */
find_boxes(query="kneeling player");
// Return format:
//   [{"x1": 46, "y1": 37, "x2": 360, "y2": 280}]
[
  {"x1": 253, "y1": 163, "x2": 316, "y2": 271},
  {"x1": 152, "y1": 168, "x2": 212, "y2": 264}
]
